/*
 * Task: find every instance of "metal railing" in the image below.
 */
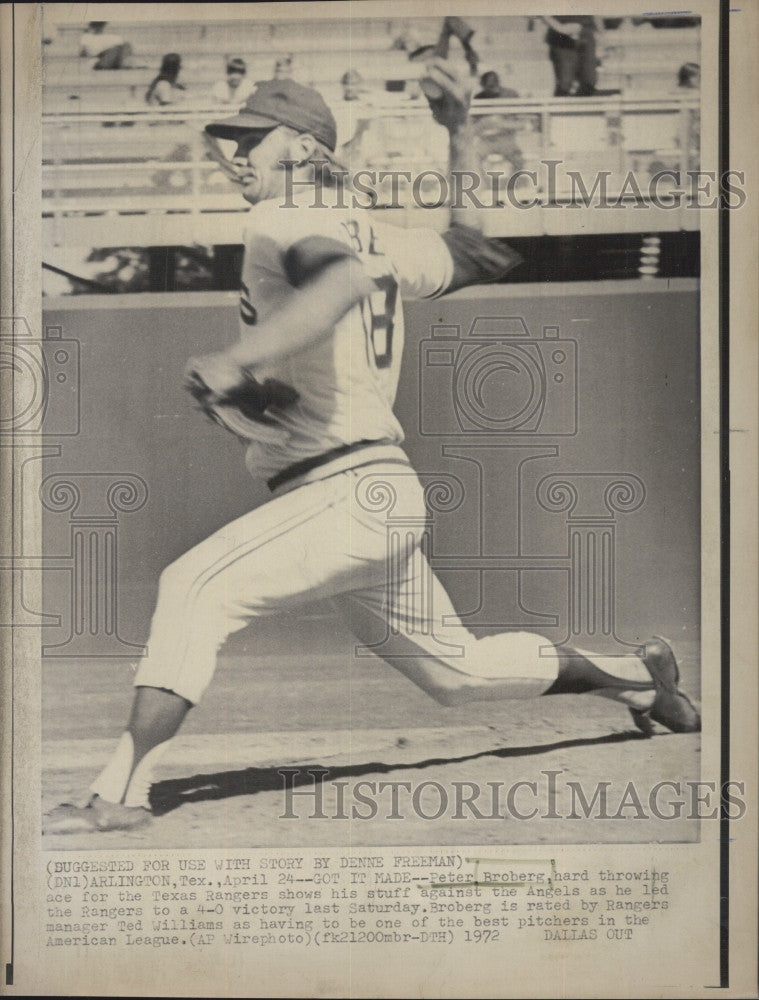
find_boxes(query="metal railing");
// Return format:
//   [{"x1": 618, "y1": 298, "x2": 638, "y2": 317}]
[{"x1": 42, "y1": 95, "x2": 701, "y2": 246}]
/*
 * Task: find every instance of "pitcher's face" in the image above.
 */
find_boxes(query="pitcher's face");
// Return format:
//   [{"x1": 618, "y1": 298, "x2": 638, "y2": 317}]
[{"x1": 232, "y1": 127, "x2": 292, "y2": 205}]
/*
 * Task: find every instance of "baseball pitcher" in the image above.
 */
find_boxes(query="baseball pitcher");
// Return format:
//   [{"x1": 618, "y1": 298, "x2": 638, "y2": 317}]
[{"x1": 45, "y1": 59, "x2": 699, "y2": 834}]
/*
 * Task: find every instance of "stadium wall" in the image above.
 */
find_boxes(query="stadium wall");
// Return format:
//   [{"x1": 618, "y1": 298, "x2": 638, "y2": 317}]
[{"x1": 39, "y1": 280, "x2": 699, "y2": 661}]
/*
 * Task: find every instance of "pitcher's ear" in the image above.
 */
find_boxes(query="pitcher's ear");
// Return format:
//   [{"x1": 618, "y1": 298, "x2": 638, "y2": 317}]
[{"x1": 288, "y1": 131, "x2": 317, "y2": 165}]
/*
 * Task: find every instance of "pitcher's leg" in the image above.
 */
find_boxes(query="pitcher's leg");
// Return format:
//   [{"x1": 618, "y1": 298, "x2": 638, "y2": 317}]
[
  {"x1": 45, "y1": 475, "x2": 371, "y2": 833},
  {"x1": 343, "y1": 563, "x2": 559, "y2": 707},
  {"x1": 135, "y1": 474, "x2": 364, "y2": 705},
  {"x1": 57, "y1": 686, "x2": 192, "y2": 831},
  {"x1": 45, "y1": 499, "x2": 266, "y2": 833},
  {"x1": 344, "y1": 549, "x2": 698, "y2": 732}
]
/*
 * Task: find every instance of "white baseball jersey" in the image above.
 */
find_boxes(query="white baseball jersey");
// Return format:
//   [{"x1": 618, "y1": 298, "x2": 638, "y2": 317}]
[
  {"x1": 235, "y1": 193, "x2": 454, "y2": 482},
  {"x1": 129, "y1": 191, "x2": 553, "y2": 717}
]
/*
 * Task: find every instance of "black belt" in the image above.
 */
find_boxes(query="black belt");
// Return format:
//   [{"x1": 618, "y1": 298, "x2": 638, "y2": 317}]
[{"x1": 267, "y1": 439, "x2": 394, "y2": 492}]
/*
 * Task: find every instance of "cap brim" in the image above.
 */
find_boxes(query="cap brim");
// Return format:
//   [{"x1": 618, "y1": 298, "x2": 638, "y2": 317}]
[
  {"x1": 205, "y1": 113, "x2": 280, "y2": 140},
  {"x1": 205, "y1": 115, "x2": 344, "y2": 171}
]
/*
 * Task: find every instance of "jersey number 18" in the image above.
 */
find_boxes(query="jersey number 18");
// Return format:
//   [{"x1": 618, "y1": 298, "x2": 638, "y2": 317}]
[{"x1": 362, "y1": 274, "x2": 398, "y2": 370}]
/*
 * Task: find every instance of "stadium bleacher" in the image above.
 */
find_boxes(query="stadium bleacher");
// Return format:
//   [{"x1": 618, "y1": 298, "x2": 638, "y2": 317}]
[
  {"x1": 41, "y1": 14, "x2": 701, "y2": 260},
  {"x1": 42, "y1": 16, "x2": 699, "y2": 109}
]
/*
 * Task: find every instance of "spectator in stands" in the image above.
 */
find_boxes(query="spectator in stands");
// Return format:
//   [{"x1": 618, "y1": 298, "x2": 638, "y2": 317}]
[
  {"x1": 677, "y1": 62, "x2": 700, "y2": 89},
  {"x1": 274, "y1": 55, "x2": 294, "y2": 80},
  {"x1": 341, "y1": 69, "x2": 366, "y2": 102},
  {"x1": 145, "y1": 53, "x2": 185, "y2": 106},
  {"x1": 333, "y1": 70, "x2": 375, "y2": 164},
  {"x1": 78, "y1": 21, "x2": 142, "y2": 70},
  {"x1": 474, "y1": 71, "x2": 519, "y2": 99},
  {"x1": 339, "y1": 69, "x2": 409, "y2": 105},
  {"x1": 210, "y1": 57, "x2": 256, "y2": 105},
  {"x1": 541, "y1": 15, "x2": 605, "y2": 96}
]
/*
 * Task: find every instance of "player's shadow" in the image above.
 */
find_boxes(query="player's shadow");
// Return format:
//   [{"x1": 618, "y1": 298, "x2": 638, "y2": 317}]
[{"x1": 148, "y1": 729, "x2": 648, "y2": 817}]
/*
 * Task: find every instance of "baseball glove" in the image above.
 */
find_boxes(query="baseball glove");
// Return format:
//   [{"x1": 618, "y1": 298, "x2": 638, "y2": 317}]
[{"x1": 185, "y1": 368, "x2": 299, "y2": 439}]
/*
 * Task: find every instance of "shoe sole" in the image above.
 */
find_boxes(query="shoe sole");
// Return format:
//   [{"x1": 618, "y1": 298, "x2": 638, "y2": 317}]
[
  {"x1": 43, "y1": 802, "x2": 152, "y2": 834},
  {"x1": 631, "y1": 636, "x2": 701, "y2": 734}
]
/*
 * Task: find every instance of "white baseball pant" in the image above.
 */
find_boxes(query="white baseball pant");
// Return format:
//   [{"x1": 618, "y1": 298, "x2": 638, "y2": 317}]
[{"x1": 134, "y1": 460, "x2": 560, "y2": 705}]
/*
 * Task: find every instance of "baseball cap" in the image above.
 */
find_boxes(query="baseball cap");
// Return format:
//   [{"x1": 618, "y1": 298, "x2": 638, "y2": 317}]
[{"x1": 205, "y1": 78, "x2": 337, "y2": 152}]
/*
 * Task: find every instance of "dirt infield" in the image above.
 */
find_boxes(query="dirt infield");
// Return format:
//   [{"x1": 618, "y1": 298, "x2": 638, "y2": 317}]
[{"x1": 42, "y1": 632, "x2": 702, "y2": 850}]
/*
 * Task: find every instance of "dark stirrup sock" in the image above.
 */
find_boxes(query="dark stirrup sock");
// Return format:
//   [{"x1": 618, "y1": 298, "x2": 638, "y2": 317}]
[{"x1": 543, "y1": 646, "x2": 654, "y2": 696}]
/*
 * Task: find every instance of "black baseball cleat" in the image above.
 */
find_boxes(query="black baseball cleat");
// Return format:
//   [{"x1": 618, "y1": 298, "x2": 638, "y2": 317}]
[
  {"x1": 628, "y1": 636, "x2": 701, "y2": 734},
  {"x1": 43, "y1": 795, "x2": 152, "y2": 834}
]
